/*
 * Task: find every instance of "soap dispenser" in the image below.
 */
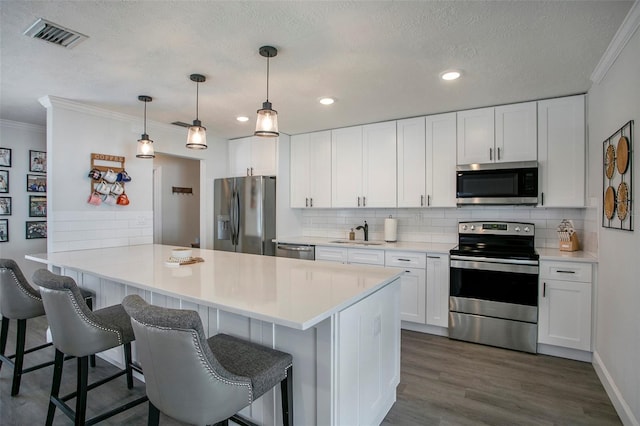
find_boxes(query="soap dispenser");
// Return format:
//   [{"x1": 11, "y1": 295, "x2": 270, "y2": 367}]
[{"x1": 349, "y1": 228, "x2": 355, "y2": 240}]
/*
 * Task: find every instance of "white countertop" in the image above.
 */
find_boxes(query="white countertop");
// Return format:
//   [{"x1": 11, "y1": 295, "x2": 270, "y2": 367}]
[
  {"x1": 275, "y1": 236, "x2": 454, "y2": 254},
  {"x1": 537, "y1": 248, "x2": 598, "y2": 263},
  {"x1": 26, "y1": 244, "x2": 402, "y2": 331}
]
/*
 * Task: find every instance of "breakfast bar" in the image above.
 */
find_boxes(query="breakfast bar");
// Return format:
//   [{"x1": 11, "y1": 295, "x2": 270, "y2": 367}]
[{"x1": 27, "y1": 244, "x2": 402, "y2": 426}]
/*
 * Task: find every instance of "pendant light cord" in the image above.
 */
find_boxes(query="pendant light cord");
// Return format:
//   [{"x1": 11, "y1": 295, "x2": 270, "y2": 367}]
[
  {"x1": 143, "y1": 100, "x2": 147, "y2": 134},
  {"x1": 195, "y1": 81, "x2": 200, "y2": 121},
  {"x1": 265, "y1": 54, "x2": 270, "y2": 102}
]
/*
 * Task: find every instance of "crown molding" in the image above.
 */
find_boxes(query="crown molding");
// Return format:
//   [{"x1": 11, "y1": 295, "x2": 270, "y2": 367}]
[
  {"x1": 591, "y1": 1, "x2": 640, "y2": 84},
  {"x1": 0, "y1": 119, "x2": 46, "y2": 133}
]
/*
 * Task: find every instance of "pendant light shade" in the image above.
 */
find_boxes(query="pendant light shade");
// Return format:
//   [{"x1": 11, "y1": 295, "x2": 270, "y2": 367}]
[
  {"x1": 186, "y1": 73, "x2": 207, "y2": 150},
  {"x1": 255, "y1": 46, "x2": 279, "y2": 137},
  {"x1": 136, "y1": 95, "x2": 155, "y2": 159}
]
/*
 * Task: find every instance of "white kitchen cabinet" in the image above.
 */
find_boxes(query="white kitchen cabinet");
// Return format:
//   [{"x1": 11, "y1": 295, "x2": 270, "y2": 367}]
[
  {"x1": 537, "y1": 95, "x2": 585, "y2": 207},
  {"x1": 457, "y1": 102, "x2": 537, "y2": 165},
  {"x1": 290, "y1": 131, "x2": 332, "y2": 208},
  {"x1": 397, "y1": 113, "x2": 456, "y2": 208},
  {"x1": 538, "y1": 260, "x2": 592, "y2": 351},
  {"x1": 332, "y1": 122, "x2": 397, "y2": 208},
  {"x1": 385, "y1": 251, "x2": 427, "y2": 324},
  {"x1": 426, "y1": 253, "x2": 450, "y2": 327},
  {"x1": 315, "y1": 246, "x2": 385, "y2": 266},
  {"x1": 228, "y1": 136, "x2": 277, "y2": 177},
  {"x1": 495, "y1": 101, "x2": 537, "y2": 163},
  {"x1": 315, "y1": 246, "x2": 348, "y2": 263}
]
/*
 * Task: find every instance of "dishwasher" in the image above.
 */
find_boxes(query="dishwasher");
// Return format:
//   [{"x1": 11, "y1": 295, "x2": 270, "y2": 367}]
[{"x1": 275, "y1": 243, "x2": 315, "y2": 260}]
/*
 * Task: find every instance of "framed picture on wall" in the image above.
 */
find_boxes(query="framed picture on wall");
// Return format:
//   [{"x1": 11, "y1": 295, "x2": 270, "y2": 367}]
[
  {"x1": 0, "y1": 148, "x2": 11, "y2": 167},
  {"x1": 0, "y1": 219, "x2": 8, "y2": 242},
  {"x1": 0, "y1": 197, "x2": 11, "y2": 216},
  {"x1": 29, "y1": 150, "x2": 46, "y2": 173},
  {"x1": 25, "y1": 221, "x2": 46, "y2": 239},
  {"x1": 26, "y1": 174, "x2": 46, "y2": 192},
  {"x1": 29, "y1": 195, "x2": 47, "y2": 217},
  {"x1": 0, "y1": 170, "x2": 8, "y2": 193}
]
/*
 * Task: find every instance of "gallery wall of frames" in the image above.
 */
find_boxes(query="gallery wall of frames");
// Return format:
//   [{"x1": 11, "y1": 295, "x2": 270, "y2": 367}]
[{"x1": 0, "y1": 146, "x2": 48, "y2": 243}]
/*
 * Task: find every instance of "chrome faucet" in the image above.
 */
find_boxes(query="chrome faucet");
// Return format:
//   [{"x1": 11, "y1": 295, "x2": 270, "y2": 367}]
[{"x1": 355, "y1": 221, "x2": 369, "y2": 241}]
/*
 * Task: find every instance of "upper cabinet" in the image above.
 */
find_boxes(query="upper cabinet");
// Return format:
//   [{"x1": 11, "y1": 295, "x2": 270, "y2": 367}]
[
  {"x1": 457, "y1": 102, "x2": 537, "y2": 165},
  {"x1": 290, "y1": 131, "x2": 332, "y2": 208},
  {"x1": 537, "y1": 95, "x2": 585, "y2": 207},
  {"x1": 228, "y1": 136, "x2": 277, "y2": 177},
  {"x1": 397, "y1": 114, "x2": 456, "y2": 207},
  {"x1": 332, "y1": 122, "x2": 397, "y2": 208}
]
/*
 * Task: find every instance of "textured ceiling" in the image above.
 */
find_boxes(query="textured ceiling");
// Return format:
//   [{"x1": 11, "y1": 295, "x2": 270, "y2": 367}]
[{"x1": 0, "y1": 1, "x2": 633, "y2": 140}]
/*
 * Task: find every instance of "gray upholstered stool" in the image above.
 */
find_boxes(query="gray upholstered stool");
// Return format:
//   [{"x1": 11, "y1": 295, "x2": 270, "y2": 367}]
[
  {"x1": 33, "y1": 269, "x2": 147, "y2": 426},
  {"x1": 0, "y1": 259, "x2": 95, "y2": 396},
  {"x1": 122, "y1": 294, "x2": 294, "y2": 426}
]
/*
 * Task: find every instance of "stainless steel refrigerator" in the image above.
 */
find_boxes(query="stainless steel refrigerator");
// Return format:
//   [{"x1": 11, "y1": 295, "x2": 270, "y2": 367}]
[{"x1": 214, "y1": 176, "x2": 276, "y2": 255}]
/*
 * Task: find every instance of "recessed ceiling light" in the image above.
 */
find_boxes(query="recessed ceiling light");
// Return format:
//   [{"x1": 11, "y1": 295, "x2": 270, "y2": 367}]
[
  {"x1": 236, "y1": 116, "x2": 249, "y2": 122},
  {"x1": 440, "y1": 70, "x2": 462, "y2": 81},
  {"x1": 319, "y1": 97, "x2": 335, "y2": 105}
]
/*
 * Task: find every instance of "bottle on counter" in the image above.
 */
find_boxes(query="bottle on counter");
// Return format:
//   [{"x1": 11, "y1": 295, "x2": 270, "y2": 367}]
[{"x1": 349, "y1": 228, "x2": 355, "y2": 240}]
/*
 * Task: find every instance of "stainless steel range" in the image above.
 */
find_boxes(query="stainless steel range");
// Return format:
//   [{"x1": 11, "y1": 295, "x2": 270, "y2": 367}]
[{"x1": 449, "y1": 221, "x2": 539, "y2": 353}]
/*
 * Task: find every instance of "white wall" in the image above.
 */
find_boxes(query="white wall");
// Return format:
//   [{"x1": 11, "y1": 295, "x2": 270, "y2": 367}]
[
  {"x1": 39, "y1": 96, "x2": 227, "y2": 252},
  {"x1": 587, "y1": 7, "x2": 640, "y2": 424},
  {"x1": 0, "y1": 120, "x2": 48, "y2": 279},
  {"x1": 153, "y1": 153, "x2": 200, "y2": 247}
]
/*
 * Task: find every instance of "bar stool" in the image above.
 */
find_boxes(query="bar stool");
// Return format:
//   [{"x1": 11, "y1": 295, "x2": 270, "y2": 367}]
[
  {"x1": 0, "y1": 259, "x2": 95, "y2": 396},
  {"x1": 33, "y1": 269, "x2": 147, "y2": 426},
  {"x1": 122, "y1": 294, "x2": 293, "y2": 426}
]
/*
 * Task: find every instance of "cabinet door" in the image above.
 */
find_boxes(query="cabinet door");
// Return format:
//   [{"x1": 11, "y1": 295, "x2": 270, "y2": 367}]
[
  {"x1": 426, "y1": 254, "x2": 450, "y2": 327},
  {"x1": 495, "y1": 101, "x2": 537, "y2": 163},
  {"x1": 290, "y1": 134, "x2": 311, "y2": 208},
  {"x1": 332, "y1": 126, "x2": 363, "y2": 207},
  {"x1": 426, "y1": 113, "x2": 457, "y2": 207},
  {"x1": 538, "y1": 279, "x2": 591, "y2": 351},
  {"x1": 398, "y1": 268, "x2": 426, "y2": 323},
  {"x1": 315, "y1": 246, "x2": 348, "y2": 263},
  {"x1": 538, "y1": 95, "x2": 585, "y2": 207},
  {"x1": 308, "y1": 131, "x2": 332, "y2": 208},
  {"x1": 457, "y1": 107, "x2": 494, "y2": 165},
  {"x1": 397, "y1": 117, "x2": 426, "y2": 207},
  {"x1": 250, "y1": 137, "x2": 277, "y2": 176},
  {"x1": 228, "y1": 137, "x2": 252, "y2": 177},
  {"x1": 362, "y1": 121, "x2": 397, "y2": 207}
]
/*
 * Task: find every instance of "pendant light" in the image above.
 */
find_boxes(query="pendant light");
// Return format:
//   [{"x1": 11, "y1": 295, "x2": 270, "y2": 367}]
[
  {"x1": 255, "y1": 45, "x2": 279, "y2": 137},
  {"x1": 136, "y1": 95, "x2": 155, "y2": 158},
  {"x1": 186, "y1": 73, "x2": 207, "y2": 150}
]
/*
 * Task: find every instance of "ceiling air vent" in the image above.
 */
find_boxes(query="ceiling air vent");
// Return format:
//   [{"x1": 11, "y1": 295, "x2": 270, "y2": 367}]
[
  {"x1": 171, "y1": 121, "x2": 192, "y2": 128},
  {"x1": 24, "y1": 18, "x2": 88, "y2": 49}
]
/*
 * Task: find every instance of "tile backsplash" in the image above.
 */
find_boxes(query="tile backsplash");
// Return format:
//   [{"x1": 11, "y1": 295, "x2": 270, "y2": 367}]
[{"x1": 301, "y1": 206, "x2": 598, "y2": 252}]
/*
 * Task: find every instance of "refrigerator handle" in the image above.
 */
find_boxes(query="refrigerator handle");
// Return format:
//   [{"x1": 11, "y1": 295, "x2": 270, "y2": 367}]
[
  {"x1": 230, "y1": 190, "x2": 237, "y2": 245},
  {"x1": 234, "y1": 189, "x2": 241, "y2": 245}
]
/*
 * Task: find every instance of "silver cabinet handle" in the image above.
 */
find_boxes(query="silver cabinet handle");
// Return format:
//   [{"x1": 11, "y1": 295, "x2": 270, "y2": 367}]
[
  {"x1": 357, "y1": 196, "x2": 361, "y2": 207},
  {"x1": 310, "y1": 198, "x2": 313, "y2": 207},
  {"x1": 497, "y1": 147, "x2": 501, "y2": 160},
  {"x1": 541, "y1": 192, "x2": 544, "y2": 206},
  {"x1": 397, "y1": 258, "x2": 411, "y2": 262},
  {"x1": 489, "y1": 147, "x2": 493, "y2": 161},
  {"x1": 420, "y1": 195, "x2": 424, "y2": 207},
  {"x1": 363, "y1": 196, "x2": 366, "y2": 207},
  {"x1": 427, "y1": 255, "x2": 441, "y2": 259},
  {"x1": 250, "y1": 167, "x2": 254, "y2": 176},
  {"x1": 427, "y1": 195, "x2": 431, "y2": 206},
  {"x1": 556, "y1": 270, "x2": 576, "y2": 274},
  {"x1": 305, "y1": 197, "x2": 309, "y2": 207},
  {"x1": 543, "y1": 282, "x2": 546, "y2": 297},
  {"x1": 246, "y1": 167, "x2": 250, "y2": 176}
]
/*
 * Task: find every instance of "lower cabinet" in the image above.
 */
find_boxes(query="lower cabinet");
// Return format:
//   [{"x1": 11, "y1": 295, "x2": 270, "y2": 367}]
[
  {"x1": 385, "y1": 251, "x2": 427, "y2": 323},
  {"x1": 538, "y1": 261, "x2": 593, "y2": 351},
  {"x1": 426, "y1": 253, "x2": 450, "y2": 327}
]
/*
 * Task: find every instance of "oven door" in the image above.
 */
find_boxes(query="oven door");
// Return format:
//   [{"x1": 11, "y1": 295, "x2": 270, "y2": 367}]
[{"x1": 449, "y1": 255, "x2": 538, "y2": 323}]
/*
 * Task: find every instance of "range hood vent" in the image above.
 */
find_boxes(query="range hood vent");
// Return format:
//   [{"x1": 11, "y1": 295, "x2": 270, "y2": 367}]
[{"x1": 24, "y1": 18, "x2": 88, "y2": 49}]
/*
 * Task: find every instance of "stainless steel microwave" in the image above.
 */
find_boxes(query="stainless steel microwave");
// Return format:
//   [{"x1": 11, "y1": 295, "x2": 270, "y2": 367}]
[{"x1": 456, "y1": 161, "x2": 538, "y2": 205}]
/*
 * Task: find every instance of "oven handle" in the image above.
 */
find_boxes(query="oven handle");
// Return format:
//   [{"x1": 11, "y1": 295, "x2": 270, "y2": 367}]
[
  {"x1": 450, "y1": 255, "x2": 539, "y2": 266},
  {"x1": 450, "y1": 257, "x2": 539, "y2": 275}
]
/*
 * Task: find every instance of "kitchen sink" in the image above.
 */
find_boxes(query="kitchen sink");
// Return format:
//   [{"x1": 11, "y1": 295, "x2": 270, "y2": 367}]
[{"x1": 329, "y1": 240, "x2": 384, "y2": 246}]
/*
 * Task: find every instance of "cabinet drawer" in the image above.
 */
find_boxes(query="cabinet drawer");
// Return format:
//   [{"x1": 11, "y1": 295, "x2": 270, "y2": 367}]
[
  {"x1": 539, "y1": 261, "x2": 592, "y2": 282},
  {"x1": 315, "y1": 246, "x2": 348, "y2": 263},
  {"x1": 348, "y1": 248, "x2": 385, "y2": 266},
  {"x1": 385, "y1": 251, "x2": 426, "y2": 269}
]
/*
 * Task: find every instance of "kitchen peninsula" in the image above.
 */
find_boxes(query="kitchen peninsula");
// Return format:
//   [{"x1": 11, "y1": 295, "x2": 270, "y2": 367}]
[{"x1": 27, "y1": 244, "x2": 402, "y2": 426}]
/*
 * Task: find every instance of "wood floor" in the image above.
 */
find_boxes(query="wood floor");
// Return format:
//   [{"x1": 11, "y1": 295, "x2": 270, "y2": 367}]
[{"x1": 1, "y1": 318, "x2": 620, "y2": 425}]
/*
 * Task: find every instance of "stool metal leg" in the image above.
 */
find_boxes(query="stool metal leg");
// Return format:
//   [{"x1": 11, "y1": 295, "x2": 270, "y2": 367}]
[
  {"x1": 75, "y1": 356, "x2": 89, "y2": 426},
  {"x1": 0, "y1": 316, "x2": 9, "y2": 371},
  {"x1": 46, "y1": 349, "x2": 65, "y2": 426},
  {"x1": 124, "y1": 342, "x2": 134, "y2": 389},
  {"x1": 281, "y1": 366, "x2": 293, "y2": 426},
  {"x1": 148, "y1": 402, "x2": 161, "y2": 426},
  {"x1": 10, "y1": 319, "x2": 27, "y2": 396}
]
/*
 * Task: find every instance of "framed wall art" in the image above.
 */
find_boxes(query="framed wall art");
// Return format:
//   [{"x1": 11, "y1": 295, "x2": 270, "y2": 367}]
[
  {"x1": 29, "y1": 195, "x2": 47, "y2": 217},
  {"x1": 26, "y1": 174, "x2": 46, "y2": 192},
  {"x1": 29, "y1": 150, "x2": 46, "y2": 173},
  {"x1": 25, "y1": 221, "x2": 46, "y2": 239},
  {"x1": 0, "y1": 197, "x2": 11, "y2": 215},
  {"x1": 0, "y1": 170, "x2": 8, "y2": 193},
  {"x1": 0, "y1": 219, "x2": 8, "y2": 242},
  {"x1": 0, "y1": 148, "x2": 11, "y2": 167},
  {"x1": 602, "y1": 120, "x2": 633, "y2": 231}
]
